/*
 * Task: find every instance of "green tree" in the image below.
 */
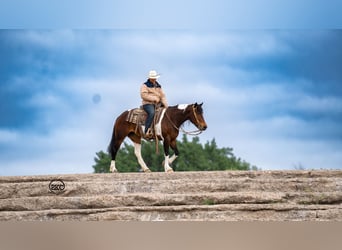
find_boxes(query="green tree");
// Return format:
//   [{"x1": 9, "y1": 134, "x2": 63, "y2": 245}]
[
  {"x1": 93, "y1": 150, "x2": 111, "y2": 173},
  {"x1": 93, "y1": 135, "x2": 257, "y2": 173},
  {"x1": 175, "y1": 135, "x2": 208, "y2": 171},
  {"x1": 174, "y1": 135, "x2": 253, "y2": 171}
]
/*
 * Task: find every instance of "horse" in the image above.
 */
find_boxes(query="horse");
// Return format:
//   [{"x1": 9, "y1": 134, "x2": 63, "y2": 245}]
[{"x1": 108, "y1": 102, "x2": 207, "y2": 172}]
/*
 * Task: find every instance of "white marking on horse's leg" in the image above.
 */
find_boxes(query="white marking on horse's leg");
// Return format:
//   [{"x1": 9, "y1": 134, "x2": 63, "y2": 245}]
[
  {"x1": 109, "y1": 160, "x2": 118, "y2": 173},
  {"x1": 164, "y1": 155, "x2": 174, "y2": 172},
  {"x1": 168, "y1": 154, "x2": 178, "y2": 164},
  {"x1": 134, "y1": 142, "x2": 151, "y2": 172}
]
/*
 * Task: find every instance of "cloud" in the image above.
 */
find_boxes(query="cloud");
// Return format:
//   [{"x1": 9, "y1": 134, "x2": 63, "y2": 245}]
[
  {"x1": 296, "y1": 95, "x2": 342, "y2": 116},
  {"x1": 0, "y1": 129, "x2": 18, "y2": 143},
  {"x1": 1, "y1": 30, "x2": 341, "y2": 176}
]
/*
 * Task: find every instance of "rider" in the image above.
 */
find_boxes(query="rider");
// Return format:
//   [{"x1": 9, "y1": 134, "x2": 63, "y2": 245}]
[{"x1": 140, "y1": 70, "x2": 168, "y2": 139}]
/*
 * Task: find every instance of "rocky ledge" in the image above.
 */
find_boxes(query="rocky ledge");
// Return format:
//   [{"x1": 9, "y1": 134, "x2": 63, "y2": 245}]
[{"x1": 0, "y1": 170, "x2": 341, "y2": 221}]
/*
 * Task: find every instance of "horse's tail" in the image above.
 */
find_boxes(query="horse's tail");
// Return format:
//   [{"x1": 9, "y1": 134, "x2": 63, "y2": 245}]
[
  {"x1": 108, "y1": 110, "x2": 131, "y2": 160},
  {"x1": 108, "y1": 125, "x2": 116, "y2": 159}
]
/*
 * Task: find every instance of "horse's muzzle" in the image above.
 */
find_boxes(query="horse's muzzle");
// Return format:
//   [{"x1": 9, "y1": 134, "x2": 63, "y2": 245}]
[{"x1": 200, "y1": 125, "x2": 207, "y2": 131}]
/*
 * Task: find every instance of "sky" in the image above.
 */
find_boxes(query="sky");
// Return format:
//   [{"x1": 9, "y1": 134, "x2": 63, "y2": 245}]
[
  {"x1": 1, "y1": 0, "x2": 342, "y2": 29},
  {"x1": 0, "y1": 1, "x2": 342, "y2": 175}
]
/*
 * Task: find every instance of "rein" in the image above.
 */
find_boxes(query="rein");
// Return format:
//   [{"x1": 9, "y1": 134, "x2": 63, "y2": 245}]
[
  {"x1": 165, "y1": 105, "x2": 203, "y2": 136},
  {"x1": 179, "y1": 126, "x2": 203, "y2": 136}
]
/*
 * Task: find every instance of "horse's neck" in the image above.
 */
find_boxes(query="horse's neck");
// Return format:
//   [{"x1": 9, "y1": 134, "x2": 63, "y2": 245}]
[{"x1": 167, "y1": 107, "x2": 189, "y2": 127}]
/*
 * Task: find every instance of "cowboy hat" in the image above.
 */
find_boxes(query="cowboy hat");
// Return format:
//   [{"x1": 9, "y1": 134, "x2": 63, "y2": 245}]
[{"x1": 148, "y1": 70, "x2": 160, "y2": 79}]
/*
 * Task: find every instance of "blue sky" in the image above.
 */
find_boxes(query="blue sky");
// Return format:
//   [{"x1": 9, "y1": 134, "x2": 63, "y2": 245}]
[
  {"x1": 1, "y1": 0, "x2": 342, "y2": 29},
  {"x1": 0, "y1": 1, "x2": 342, "y2": 175}
]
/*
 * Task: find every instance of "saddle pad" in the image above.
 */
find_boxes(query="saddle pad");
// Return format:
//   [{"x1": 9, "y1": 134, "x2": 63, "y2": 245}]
[
  {"x1": 126, "y1": 107, "x2": 165, "y2": 125},
  {"x1": 126, "y1": 108, "x2": 146, "y2": 124}
]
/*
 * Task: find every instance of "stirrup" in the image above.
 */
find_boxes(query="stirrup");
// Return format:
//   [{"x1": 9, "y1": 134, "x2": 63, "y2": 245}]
[{"x1": 144, "y1": 128, "x2": 154, "y2": 140}]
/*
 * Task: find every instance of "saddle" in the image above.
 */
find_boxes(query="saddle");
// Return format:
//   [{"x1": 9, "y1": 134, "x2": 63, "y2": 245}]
[
  {"x1": 126, "y1": 106, "x2": 165, "y2": 135},
  {"x1": 126, "y1": 108, "x2": 147, "y2": 125}
]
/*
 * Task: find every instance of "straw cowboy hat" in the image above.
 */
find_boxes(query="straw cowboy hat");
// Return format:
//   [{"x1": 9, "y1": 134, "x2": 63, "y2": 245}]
[{"x1": 148, "y1": 70, "x2": 160, "y2": 79}]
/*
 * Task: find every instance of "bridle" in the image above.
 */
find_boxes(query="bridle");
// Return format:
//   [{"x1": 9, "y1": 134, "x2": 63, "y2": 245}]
[
  {"x1": 165, "y1": 104, "x2": 204, "y2": 136},
  {"x1": 192, "y1": 105, "x2": 202, "y2": 128}
]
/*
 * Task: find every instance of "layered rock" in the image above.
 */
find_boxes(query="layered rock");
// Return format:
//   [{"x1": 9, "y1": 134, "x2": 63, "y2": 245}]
[{"x1": 0, "y1": 170, "x2": 341, "y2": 221}]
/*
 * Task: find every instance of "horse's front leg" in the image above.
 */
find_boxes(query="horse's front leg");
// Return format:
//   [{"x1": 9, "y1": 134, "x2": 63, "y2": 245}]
[
  {"x1": 163, "y1": 140, "x2": 174, "y2": 172},
  {"x1": 133, "y1": 142, "x2": 151, "y2": 172},
  {"x1": 110, "y1": 160, "x2": 118, "y2": 173},
  {"x1": 168, "y1": 139, "x2": 179, "y2": 165}
]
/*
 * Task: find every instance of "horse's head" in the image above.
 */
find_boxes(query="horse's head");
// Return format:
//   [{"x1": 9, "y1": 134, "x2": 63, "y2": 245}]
[{"x1": 188, "y1": 102, "x2": 207, "y2": 131}]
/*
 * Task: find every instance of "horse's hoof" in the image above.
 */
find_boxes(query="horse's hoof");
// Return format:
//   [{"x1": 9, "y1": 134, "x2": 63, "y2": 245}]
[
  {"x1": 109, "y1": 168, "x2": 118, "y2": 173},
  {"x1": 143, "y1": 168, "x2": 151, "y2": 173},
  {"x1": 165, "y1": 168, "x2": 174, "y2": 173}
]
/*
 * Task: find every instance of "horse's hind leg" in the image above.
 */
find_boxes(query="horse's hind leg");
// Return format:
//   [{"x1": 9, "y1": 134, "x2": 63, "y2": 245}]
[
  {"x1": 109, "y1": 132, "x2": 125, "y2": 173},
  {"x1": 128, "y1": 133, "x2": 151, "y2": 173},
  {"x1": 108, "y1": 117, "x2": 129, "y2": 173}
]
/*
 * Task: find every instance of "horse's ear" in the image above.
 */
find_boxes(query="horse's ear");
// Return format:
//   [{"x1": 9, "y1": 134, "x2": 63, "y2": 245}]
[
  {"x1": 199, "y1": 102, "x2": 203, "y2": 106},
  {"x1": 194, "y1": 102, "x2": 198, "y2": 107}
]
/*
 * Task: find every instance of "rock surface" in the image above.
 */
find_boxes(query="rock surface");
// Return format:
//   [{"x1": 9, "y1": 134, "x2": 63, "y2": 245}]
[{"x1": 0, "y1": 170, "x2": 341, "y2": 221}]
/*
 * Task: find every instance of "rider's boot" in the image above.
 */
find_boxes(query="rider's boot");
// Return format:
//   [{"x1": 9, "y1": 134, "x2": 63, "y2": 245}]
[{"x1": 144, "y1": 128, "x2": 154, "y2": 140}]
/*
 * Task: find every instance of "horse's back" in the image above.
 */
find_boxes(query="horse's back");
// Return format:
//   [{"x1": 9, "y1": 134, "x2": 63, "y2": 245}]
[
  {"x1": 115, "y1": 106, "x2": 165, "y2": 126},
  {"x1": 126, "y1": 108, "x2": 146, "y2": 124}
]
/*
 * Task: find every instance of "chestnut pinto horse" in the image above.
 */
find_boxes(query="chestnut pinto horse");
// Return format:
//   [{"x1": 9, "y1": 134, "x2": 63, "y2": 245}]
[{"x1": 108, "y1": 103, "x2": 207, "y2": 172}]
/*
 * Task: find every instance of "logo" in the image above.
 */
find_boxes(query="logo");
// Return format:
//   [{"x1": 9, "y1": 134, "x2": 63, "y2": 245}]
[{"x1": 49, "y1": 179, "x2": 66, "y2": 194}]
